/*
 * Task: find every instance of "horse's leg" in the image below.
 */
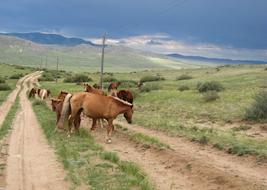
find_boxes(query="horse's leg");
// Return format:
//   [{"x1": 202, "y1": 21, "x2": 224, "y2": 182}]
[
  {"x1": 74, "y1": 109, "x2": 82, "y2": 134},
  {"x1": 91, "y1": 119, "x2": 97, "y2": 131},
  {"x1": 106, "y1": 119, "x2": 114, "y2": 143}
]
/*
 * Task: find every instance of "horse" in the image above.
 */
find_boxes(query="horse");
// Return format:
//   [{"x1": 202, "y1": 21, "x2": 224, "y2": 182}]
[
  {"x1": 58, "y1": 92, "x2": 133, "y2": 143},
  {"x1": 51, "y1": 91, "x2": 69, "y2": 124},
  {"x1": 29, "y1": 87, "x2": 37, "y2": 98},
  {"x1": 117, "y1": 90, "x2": 134, "y2": 104},
  {"x1": 108, "y1": 82, "x2": 121, "y2": 96},
  {"x1": 84, "y1": 84, "x2": 105, "y2": 95},
  {"x1": 51, "y1": 98, "x2": 63, "y2": 124},
  {"x1": 52, "y1": 91, "x2": 82, "y2": 130},
  {"x1": 37, "y1": 88, "x2": 51, "y2": 100}
]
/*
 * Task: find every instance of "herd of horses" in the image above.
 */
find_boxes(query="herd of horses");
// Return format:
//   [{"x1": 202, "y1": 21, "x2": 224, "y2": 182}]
[{"x1": 29, "y1": 82, "x2": 134, "y2": 143}]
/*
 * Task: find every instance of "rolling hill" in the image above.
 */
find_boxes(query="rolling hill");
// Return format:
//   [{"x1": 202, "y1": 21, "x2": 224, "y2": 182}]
[
  {"x1": 167, "y1": 53, "x2": 267, "y2": 65},
  {"x1": 0, "y1": 34, "x2": 213, "y2": 72},
  {"x1": 0, "y1": 32, "x2": 100, "y2": 47}
]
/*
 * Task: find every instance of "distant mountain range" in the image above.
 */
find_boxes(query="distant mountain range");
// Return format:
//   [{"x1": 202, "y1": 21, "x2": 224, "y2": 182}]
[
  {"x1": 167, "y1": 53, "x2": 267, "y2": 64},
  {"x1": 0, "y1": 32, "x2": 101, "y2": 47}
]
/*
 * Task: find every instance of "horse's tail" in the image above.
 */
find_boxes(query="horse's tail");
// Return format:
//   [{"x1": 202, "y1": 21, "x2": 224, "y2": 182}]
[{"x1": 57, "y1": 93, "x2": 72, "y2": 129}]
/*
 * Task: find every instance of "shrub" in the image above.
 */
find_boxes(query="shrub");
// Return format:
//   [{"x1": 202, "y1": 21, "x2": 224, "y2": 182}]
[
  {"x1": 102, "y1": 76, "x2": 117, "y2": 82},
  {"x1": 140, "y1": 83, "x2": 160, "y2": 92},
  {"x1": 176, "y1": 74, "x2": 192, "y2": 80},
  {"x1": 202, "y1": 91, "x2": 220, "y2": 102},
  {"x1": 131, "y1": 89, "x2": 140, "y2": 98},
  {"x1": 9, "y1": 73, "x2": 24, "y2": 79},
  {"x1": 245, "y1": 91, "x2": 267, "y2": 121},
  {"x1": 140, "y1": 75, "x2": 165, "y2": 83},
  {"x1": 0, "y1": 83, "x2": 11, "y2": 91},
  {"x1": 197, "y1": 81, "x2": 224, "y2": 93},
  {"x1": 0, "y1": 77, "x2": 5, "y2": 83},
  {"x1": 39, "y1": 72, "x2": 54, "y2": 81},
  {"x1": 64, "y1": 74, "x2": 92, "y2": 83},
  {"x1": 15, "y1": 65, "x2": 25, "y2": 70},
  {"x1": 119, "y1": 80, "x2": 138, "y2": 88},
  {"x1": 178, "y1": 85, "x2": 190, "y2": 91}
]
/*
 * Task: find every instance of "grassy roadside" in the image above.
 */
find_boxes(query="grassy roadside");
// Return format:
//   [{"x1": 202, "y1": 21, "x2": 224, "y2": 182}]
[
  {"x1": 32, "y1": 100, "x2": 154, "y2": 190},
  {"x1": 116, "y1": 124, "x2": 170, "y2": 150},
  {"x1": 132, "y1": 120, "x2": 267, "y2": 160},
  {"x1": 0, "y1": 95, "x2": 20, "y2": 139},
  {"x1": 0, "y1": 95, "x2": 20, "y2": 178}
]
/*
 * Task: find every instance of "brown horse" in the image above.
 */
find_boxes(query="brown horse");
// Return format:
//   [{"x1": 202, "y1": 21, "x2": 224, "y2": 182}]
[
  {"x1": 51, "y1": 91, "x2": 70, "y2": 125},
  {"x1": 58, "y1": 92, "x2": 133, "y2": 143},
  {"x1": 51, "y1": 98, "x2": 63, "y2": 124},
  {"x1": 29, "y1": 87, "x2": 37, "y2": 98},
  {"x1": 117, "y1": 90, "x2": 134, "y2": 104},
  {"x1": 108, "y1": 82, "x2": 121, "y2": 97},
  {"x1": 84, "y1": 84, "x2": 105, "y2": 95}
]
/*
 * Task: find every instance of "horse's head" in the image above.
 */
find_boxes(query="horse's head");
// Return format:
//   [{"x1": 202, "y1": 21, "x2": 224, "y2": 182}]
[
  {"x1": 51, "y1": 98, "x2": 61, "y2": 111},
  {"x1": 124, "y1": 106, "x2": 133, "y2": 124}
]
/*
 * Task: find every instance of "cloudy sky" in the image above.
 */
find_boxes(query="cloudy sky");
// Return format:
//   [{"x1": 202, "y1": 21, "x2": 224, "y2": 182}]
[{"x1": 1, "y1": 0, "x2": 267, "y2": 60}]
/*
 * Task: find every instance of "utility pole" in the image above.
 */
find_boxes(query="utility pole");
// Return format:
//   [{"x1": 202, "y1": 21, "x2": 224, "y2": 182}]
[
  {"x1": 56, "y1": 56, "x2": 59, "y2": 83},
  {"x1": 99, "y1": 32, "x2": 106, "y2": 89}
]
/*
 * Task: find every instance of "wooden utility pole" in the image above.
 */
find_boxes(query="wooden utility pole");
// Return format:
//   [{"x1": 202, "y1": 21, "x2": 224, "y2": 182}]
[
  {"x1": 56, "y1": 56, "x2": 59, "y2": 83},
  {"x1": 99, "y1": 33, "x2": 107, "y2": 89}
]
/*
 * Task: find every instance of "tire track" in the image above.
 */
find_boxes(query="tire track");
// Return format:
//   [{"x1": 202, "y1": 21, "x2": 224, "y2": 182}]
[
  {"x1": 6, "y1": 72, "x2": 70, "y2": 190},
  {"x1": 0, "y1": 73, "x2": 35, "y2": 128},
  {"x1": 80, "y1": 117, "x2": 266, "y2": 190},
  {"x1": 113, "y1": 121, "x2": 267, "y2": 189}
]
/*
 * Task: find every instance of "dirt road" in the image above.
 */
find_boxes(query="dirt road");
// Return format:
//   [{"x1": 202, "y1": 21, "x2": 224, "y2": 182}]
[
  {"x1": 5, "y1": 72, "x2": 70, "y2": 190},
  {"x1": 0, "y1": 73, "x2": 29, "y2": 128},
  {"x1": 83, "y1": 118, "x2": 267, "y2": 190}
]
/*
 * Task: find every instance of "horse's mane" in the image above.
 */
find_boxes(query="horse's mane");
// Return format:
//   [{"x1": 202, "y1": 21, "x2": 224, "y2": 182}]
[{"x1": 111, "y1": 96, "x2": 133, "y2": 107}]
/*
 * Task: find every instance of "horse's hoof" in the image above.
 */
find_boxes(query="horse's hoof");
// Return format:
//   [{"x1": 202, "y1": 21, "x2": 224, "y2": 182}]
[{"x1": 67, "y1": 134, "x2": 71, "y2": 138}]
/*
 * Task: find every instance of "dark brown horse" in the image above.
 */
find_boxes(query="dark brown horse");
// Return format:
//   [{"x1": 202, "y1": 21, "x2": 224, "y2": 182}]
[
  {"x1": 29, "y1": 87, "x2": 37, "y2": 98},
  {"x1": 117, "y1": 90, "x2": 134, "y2": 104},
  {"x1": 84, "y1": 84, "x2": 105, "y2": 95},
  {"x1": 58, "y1": 92, "x2": 133, "y2": 143}
]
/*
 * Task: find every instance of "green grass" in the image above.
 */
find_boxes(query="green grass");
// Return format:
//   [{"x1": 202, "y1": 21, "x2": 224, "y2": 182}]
[
  {"x1": 0, "y1": 95, "x2": 20, "y2": 175},
  {"x1": 0, "y1": 95, "x2": 20, "y2": 139},
  {"x1": 32, "y1": 100, "x2": 154, "y2": 190}
]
